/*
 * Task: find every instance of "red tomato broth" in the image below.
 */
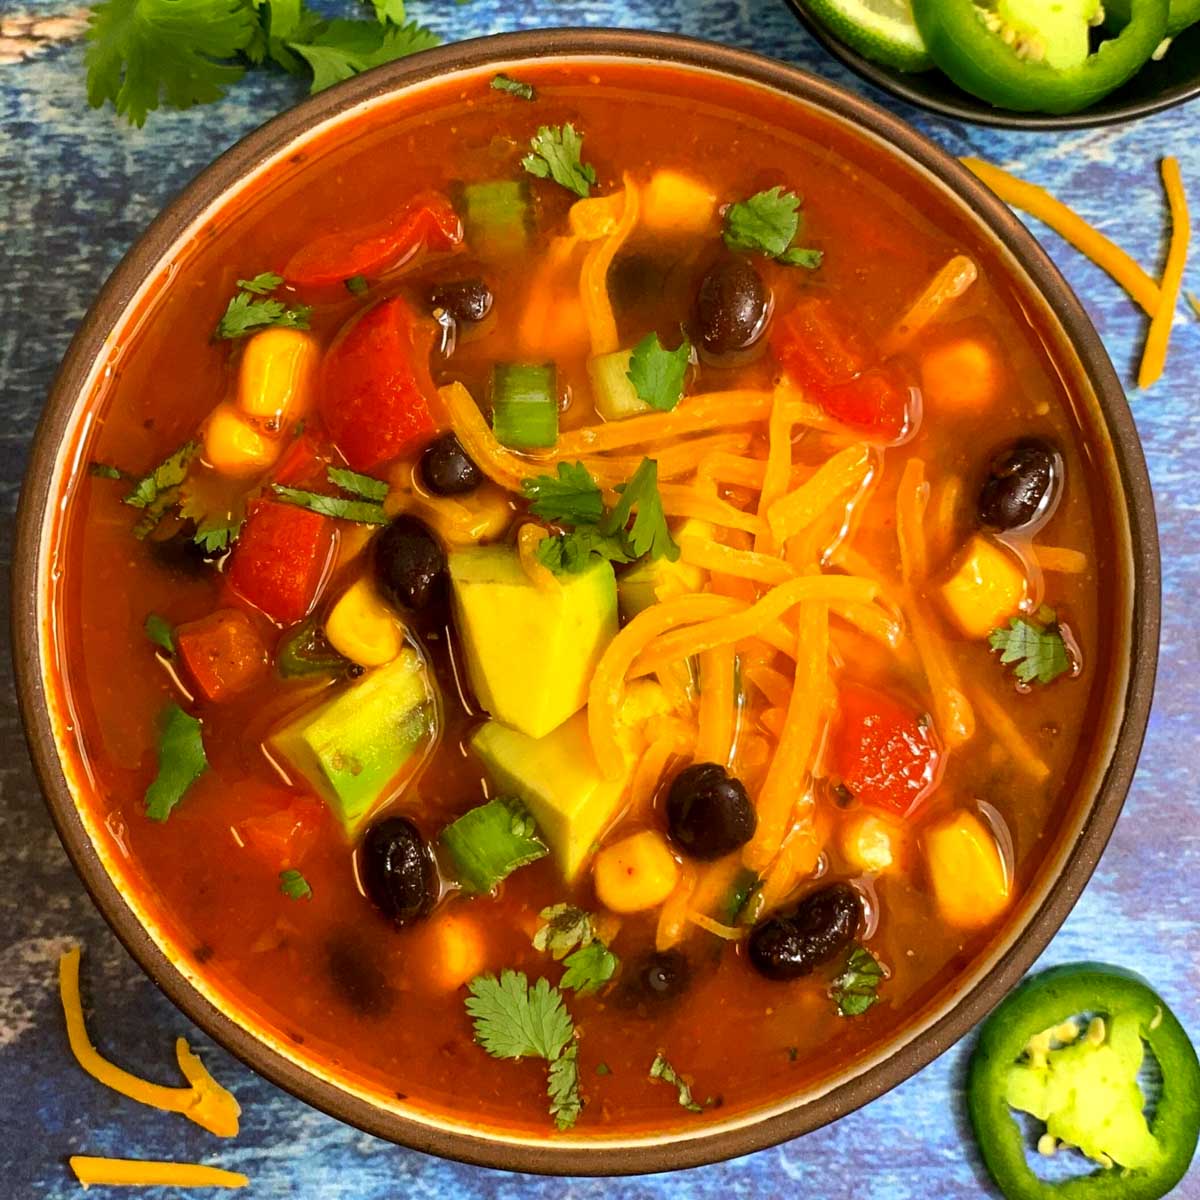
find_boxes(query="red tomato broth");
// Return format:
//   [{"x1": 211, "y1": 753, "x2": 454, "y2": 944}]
[{"x1": 47, "y1": 61, "x2": 1122, "y2": 1136}]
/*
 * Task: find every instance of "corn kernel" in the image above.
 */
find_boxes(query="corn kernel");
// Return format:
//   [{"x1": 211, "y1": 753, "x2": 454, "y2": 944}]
[
  {"x1": 203, "y1": 403, "x2": 280, "y2": 476},
  {"x1": 940, "y1": 535, "x2": 1026, "y2": 638},
  {"x1": 641, "y1": 170, "x2": 718, "y2": 235},
  {"x1": 593, "y1": 830, "x2": 680, "y2": 914},
  {"x1": 920, "y1": 337, "x2": 1002, "y2": 414},
  {"x1": 423, "y1": 911, "x2": 486, "y2": 991},
  {"x1": 924, "y1": 809, "x2": 1011, "y2": 930},
  {"x1": 839, "y1": 811, "x2": 897, "y2": 874},
  {"x1": 324, "y1": 577, "x2": 404, "y2": 668},
  {"x1": 236, "y1": 328, "x2": 319, "y2": 427}
]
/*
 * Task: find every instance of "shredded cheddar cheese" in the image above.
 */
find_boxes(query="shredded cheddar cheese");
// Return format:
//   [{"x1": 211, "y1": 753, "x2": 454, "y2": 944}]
[
  {"x1": 1035, "y1": 545, "x2": 1089, "y2": 574},
  {"x1": 881, "y1": 255, "x2": 978, "y2": 356},
  {"x1": 688, "y1": 911, "x2": 746, "y2": 940},
  {"x1": 972, "y1": 687, "x2": 1051, "y2": 782},
  {"x1": 59, "y1": 946, "x2": 240, "y2": 1138},
  {"x1": 1139, "y1": 157, "x2": 1190, "y2": 390},
  {"x1": 69, "y1": 1157, "x2": 248, "y2": 1190},
  {"x1": 766, "y1": 444, "x2": 874, "y2": 546},
  {"x1": 580, "y1": 174, "x2": 640, "y2": 356}
]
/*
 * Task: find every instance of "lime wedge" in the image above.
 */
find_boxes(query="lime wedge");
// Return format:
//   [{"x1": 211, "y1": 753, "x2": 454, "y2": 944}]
[{"x1": 804, "y1": 0, "x2": 933, "y2": 72}]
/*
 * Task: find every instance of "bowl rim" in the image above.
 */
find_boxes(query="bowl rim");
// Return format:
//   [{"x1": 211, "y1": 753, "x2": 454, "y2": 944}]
[
  {"x1": 786, "y1": 0, "x2": 1200, "y2": 130},
  {"x1": 12, "y1": 27, "x2": 1161, "y2": 1177}
]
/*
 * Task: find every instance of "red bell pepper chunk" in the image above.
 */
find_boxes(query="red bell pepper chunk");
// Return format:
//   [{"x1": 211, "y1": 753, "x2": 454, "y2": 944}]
[
  {"x1": 772, "y1": 299, "x2": 916, "y2": 442},
  {"x1": 175, "y1": 608, "x2": 269, "y2": 702},
  {"x1": 318, "y1": 296, "x2": 438, "y2": 471},
  {"x1": 237, "y1": 792, "x2": 325, "y2": 869},
  {"x1": 283, "y1": 191, "x2": 462, "y2": 289},
  {"x1": 228, "y1": 499, "x2": 333, "y2": 625},
  {"x1": 831, "y1": 684, "x2": 942, "y2": 818}
]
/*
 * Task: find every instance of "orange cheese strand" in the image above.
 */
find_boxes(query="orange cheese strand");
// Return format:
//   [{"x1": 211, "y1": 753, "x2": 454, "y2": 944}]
[
  {"x1": 744, "y1": 603, "x2": 829, "y2": 873},
  {"x1": 59, "y1": 946, "x2": 240, "y2": 1137},
  {"x1": 961, "y1": 157, "x2": 1162, "y2": 317},
  {"x1": 972, "y1": 687, "x2": 1051, "y2": 782},
  {"x1": 906, "y1": 604, "x2": 976, "y2": 751},
  {"x1": 896, "y1": 457, "x2": 930, "y2": 584},
  {"x1": 589, "y1": 595, "x2": 740, "y2": 777},
  {"x1": 581, "y1": 174, "x2": 640, "y2": 356},
  {"x1": 654, "y1": 485, "x2": 765, "y2": 536},
  {"x1": 697, "y1": 452, "x2": 768, "y2": 491},
  {"x1": 743, "y1": 662, "x2": 793, "y2": 709},
  {"x1": 695, "y1": 643, "x2": 738, "y2": 767},
  {"x1": 678, "y1": 536, "x2": 795, "y2": 586},
  {"x1": 69, "y1": 1157, "x2": 248, "y2": 1190},
  {"x1": 1035, "y1": 545, "x2": 1089, "y2": 574},
  {"x1": 687, "y1": 911, "x2": 746, "y2": 940},
  {"x1": 631, "y1": 575, "x2": 877, "y2": 680},
  {"x1": 767, "y1": 443, "x2": 874, "y2": 546},
  {"x1": 440, "y1": 382, "x2": 543, "y2": 493},
  {"x1": 587, "y1": 433, "x2": 753, "y2": 486},
  {"x1": 881, "y1": 254, "x2": 978, "y2": 356},
  {"x1": 655, "y1": 865, "x2": 698, "y2": 952},
  {"x1": 1139, "y1": 156, "x2": 1191, "y2": 390}
]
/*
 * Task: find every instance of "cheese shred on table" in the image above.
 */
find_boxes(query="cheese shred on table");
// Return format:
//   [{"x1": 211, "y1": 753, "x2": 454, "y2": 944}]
[{"x1": 69, "y1": 1156, "x2": 248, "y2": 1190}]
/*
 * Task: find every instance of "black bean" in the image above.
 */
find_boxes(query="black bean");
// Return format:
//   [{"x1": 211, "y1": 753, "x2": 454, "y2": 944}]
[
  {"x1": 359, "y1": 817, "x2": 438, "y2": 927},
  {"x1": 696, "y1": 256, "x2": 770, "y2": 355},
  {"x1": 420, "y1": 432, "x2": 483, "y2": 497},
  {"x1": 666, "y1": 762, "x2": 757, "y2": 860},
  {"x1": 327, "y1": 934, "x2": 394, "y2": 1016},
  {"x1": 615, "y1": 950, "x2": 691, "y2": 1012},
  {"x1": 747, "y1": 884, "x2": 862, "y2": 982},
  {"x1": 430, "y1": 278, "x2": 493, "y2": 324},
  {"x1": 373, "y1": 516, "x2": 446, "y2": 612},
  {"x1": 609, "y1": 253, "x2": 666, "y2": 312},
  {"x1": 148, "y1": 527, "x2": 218, "y2": 576},
  {"x1": 977, "y1": 438, "x2": 1063, "y2": 533}
]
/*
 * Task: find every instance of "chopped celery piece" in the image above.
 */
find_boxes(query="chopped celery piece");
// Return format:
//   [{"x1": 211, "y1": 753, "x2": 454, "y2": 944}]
[
  {"x1": 492, "y1": 362, "x2": 558, "y2": 449},
  {"x1": 587, "y1": 349, "x2": 652, "y2": 421},
  {"x1": 461, "y1": 180, "x2": 530, "y2": 256},
  {"x1": 441, "y1": 796, "x2": 548, "y2": 893}
]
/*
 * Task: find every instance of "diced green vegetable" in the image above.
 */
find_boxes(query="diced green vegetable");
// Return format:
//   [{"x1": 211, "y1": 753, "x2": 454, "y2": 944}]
[
  {"x1": 491, "y1": 362, "x2": 558, "y2": 450},
  {"x1": 276, "y1": 616, "x2": 350, "y2": 678},
  {"x1": 269, "y1": 648, "x2": 438, "y2": 836},
  {"x1": 461, "y1": 180, "x2": 530, "y2": 257},
  {"x1": 587, "y1": 349, "x2": 651, "y2": 421},
  {"x1": 441, "y1": 796, "x2": 549, "y2": 894}
]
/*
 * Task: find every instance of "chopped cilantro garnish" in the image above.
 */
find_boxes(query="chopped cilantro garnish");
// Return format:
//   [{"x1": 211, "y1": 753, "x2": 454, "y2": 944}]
[
  {"x1": 288, "y1": 18, "x2": 439, "y2": 93},
  {"x1": 491, "y1": 72, "x2": 535, "y2": 100},
  {"x1": 124, "y1": 442, "x2": 198, "y2": 512},
  {"x1": 143, "y1": 613, "x2": 175, "y2": 655},
  {"x1": 270, "y1": 484, "x2": 388, "y2": 524},
  {"x1": 216, "y1": 276, "x2": 311, "y2": 340},
  {"x1": 535, "y1": 526, "x2": 632, "y2": 574},
  {"x1": 89, "y1": 462, "x2": 128, "y2": 481},
  {"x1": 595, "y1": 1062, "x2": 612, "y2": 1077},
  {"x1": 649, "y1": 1053, "x2": 703, "y2": 1113},
  {"x1": 193, "y1": 512, "x2": 245, "y2": 554},
  {"x1": 626, "y1": 331, "x2": 691, "y2": 413},
  {"x1": 988, "y1": 610, "x2": 1071, "y2": 685},
  {"x1": 84, "y1": 0, "x2": 256, "y2": 128},
  {"x1": 279, "y1": 868, "x2": 312, "y2": 900},
  {"x1": 533, "y1": 904, "x2": 595, "y2": 959},
  {"x1": 831, "y1": 944, "x2": 885, "y2": 1017},
  {"x1": 144, "y1": 703, "x2": 208, "y2": 822},
  {"x1": 601, "y1": 458, "x2": 679, "y2": 562},
  {"x1": 723, "y1": 186, "x2": 822, "y2": 269},
  {"x1": 521, "y1": 124, "x2": 596, "y2": 198},
  {"x1": 344, "y1": 274, "x2": 369, "y2": 296},
  {"x1": 560, "y1": 941, "x2": 617, "y2": 997},
  {"x1": 465, "y1": 970, "x2": 581, "y2": 1130},
  {"x1": 367, "y1": 0, "x2": 408, "y2": 24},
  {"x1": 522, "y1": 462, "x2": 605, "y2": 525},
  {"x1": 326, "y1": 465, "x2": 388, "y2": 502},
  {"x1": 177, "y1": 474, "x2": 245, "y2": 554}
]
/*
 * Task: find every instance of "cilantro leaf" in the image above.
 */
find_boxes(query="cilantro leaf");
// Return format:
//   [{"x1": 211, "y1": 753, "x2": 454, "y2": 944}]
[
  {"x1": 627, "y1": 332, "x2": 691, "y2": 412},
  {"x1": 124, "y1": 442, "x2": 198, "y2": 511},
  {"x1": 547, "y1": 1042, "x2": 581, "y2": 1130},
  {"x1": 89, "y1": 462, "x2": 129, "y2": 481},
  {"x1": 143, "y1": 612, "x2": 175, "y2": 654},
  {"x1": 289, "y1": 19, "x2": 439, "y2": 94},
  {"x1": 466, "y1": 970, "x2": 574, "y2": 1062},
  {"x1": 84, "y1": 0, "x2": 255, "y2": 128},
  {"x1": 723, "y1": 186, "x2": 822, "y2": 269},
  {"x1": 535, "y1": 526, "x2": 632, "y2": 574},
  {"x1": 366, "y1": 0, "x2": 408, "y2": 24},
  {"x1": 216, "y1": 278, "x2": 312, "y2": 340},
  {"x1": 249, "y1": 0, "x2": 324, "y2": 75},
  {"x1": 279, "y1": 868, "x2": 312, "y2": 900},
  {"x1": 270, "y1": 483, "x2": 388, "y2": 524},
  {"x1": 236, "y1": 271, "x2": 283, "y2": 295},
  {"x1": 193, "y1": 513, "x2": 244, "y2": 553},
  {"x1": 532, "y1": 904, "x2": 595, "y2": 960},
  {"x1": 144, "y1": 703, "x2": 208, "y2": 821},
  {"x1": 649, "y1": 1053, "x2": 703, "y2": 1113},
  {"x1": 988, "y1": 612, "x2": 1070, "y2": 685},
  {"x1": 177, "y1": 475, "x2": 245, "y2": 553},
  {"x1": 491, "y1": 73, "x2": 535, "y2": 100},
  {"x1": 600, "y1": 458, "x2": 679, "y2": 562},
  {"x1": 521, "y1": 124, "x2": 596, "y2": 198},
  {"x1": 560, "y1": 941, "x2": 617, "y2": 997},
  {"x1": 522, "y1": 462, "x2": 604, "y2": 525},
  {"x1": 831, "y1": 944, "x2": 885, "y2": 1017},
  {"x1": 327, "y1": 465, "x2": 389, "y2": 502},
  {"x1": 345, "y1": 274, "x2": 369, "y2": 296}
]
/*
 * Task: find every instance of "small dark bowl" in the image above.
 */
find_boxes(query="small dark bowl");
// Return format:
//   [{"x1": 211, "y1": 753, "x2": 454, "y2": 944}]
[
  {"x1": 787, "y1": 0, "x2": 1200, "y2": 129},
  {"x1": 13, "y1": 28, "x2": 1160, "y2": 1176}
]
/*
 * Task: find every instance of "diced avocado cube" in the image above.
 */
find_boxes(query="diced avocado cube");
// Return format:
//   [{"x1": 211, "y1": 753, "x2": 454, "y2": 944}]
[
  {"x1": 471, "y1": 711, "x2": 629, "y2": 880},
  {"x1": 269, "y1": 647, "x2": 437, "y2": 837},
  {"x1": 618, "y1": 518, "x2": 712, "y2": 620},
  {"x1": 449, "y1": 546, "x2": 617, "y2": 739}
]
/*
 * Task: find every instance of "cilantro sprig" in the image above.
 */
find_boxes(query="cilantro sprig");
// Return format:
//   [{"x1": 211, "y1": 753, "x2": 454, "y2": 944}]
[
  {"x1": 723, "y1": 186, "x2": 823, "y2": 269},
  {"x1": 270, "y1": 464, "x2": 390, "y2": 524},
  {"x1": 831, "y1": 945, "x2": 885, "y2": 1017},
  {"x1": 465, "y1": 970, "x2": 582, "y2": 1130},
  {"x1": 143, "y1": 612, "x2": 175, "y2": 655},
  {"x1": 491, "y1": 73, "x2": 535, "y2": 101},
  {"x1": 216, "y1": 274, "x2": 312, "y2": 340},
  {"x1": 521, "y1": 462, "x2": 605, "y2": 526},
  {"x1": 648, "y1": 1053, "x2": 703, "y2": 1114},
  {"x1": 532, "y1": 904, "x2": 619, "y2": 997},
  {"x1": 84, "y1": 0, "x2": 440, "y2": 127},
  {"x1": 988, "y1": 607, "x2": 1071, "y2": 686},
  {"x1": 144, "y1": 703, "x2": 209, "y2": 821},
  {"x1": 627, "y1": 332, "x2": 691, "y2": 413},
  {"x1": 521, "y1": 124, "x2": 596, "y2": 198}
]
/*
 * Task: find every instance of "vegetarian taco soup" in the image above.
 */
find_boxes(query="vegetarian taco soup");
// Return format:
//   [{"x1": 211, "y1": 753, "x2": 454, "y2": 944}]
[{"x1": 50, "y1": 61, "x2": 1121, "y2": 1136}]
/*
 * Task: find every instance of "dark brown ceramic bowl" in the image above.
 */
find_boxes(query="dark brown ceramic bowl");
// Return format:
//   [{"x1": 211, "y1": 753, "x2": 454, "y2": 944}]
[
  {"x1": 787, "y1": 0, "x2": 1200, "y2": 129},
  {"x1": 13, "y1": 29, "x2": 1160, "y2": 1176}
]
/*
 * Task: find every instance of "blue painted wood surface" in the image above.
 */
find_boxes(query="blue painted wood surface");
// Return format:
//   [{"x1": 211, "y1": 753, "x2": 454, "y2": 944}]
[{"x1": 0, "y1": 2, "x2": 1197, "y2": 1195}]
